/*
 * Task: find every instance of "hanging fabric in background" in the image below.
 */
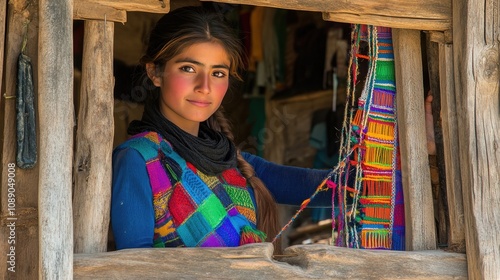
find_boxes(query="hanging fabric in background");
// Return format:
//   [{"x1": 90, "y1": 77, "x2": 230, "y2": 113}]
[
  {"x1": 334, "y1": 25, "x2": 405, "y2": 250},
  {"x1": 16, "y1": 25, "x2": 37, "y2": 169}
]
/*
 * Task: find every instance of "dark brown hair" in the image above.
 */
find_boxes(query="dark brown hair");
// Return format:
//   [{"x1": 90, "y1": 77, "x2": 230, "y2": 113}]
[{"x1": 141, "y1": 6, "x2": 280, "y2": 247}]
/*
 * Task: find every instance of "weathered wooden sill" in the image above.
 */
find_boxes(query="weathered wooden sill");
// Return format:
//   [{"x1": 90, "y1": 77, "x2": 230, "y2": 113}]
[{"x1": 74, "y1": 243, "x2": 467, "y2": 279}]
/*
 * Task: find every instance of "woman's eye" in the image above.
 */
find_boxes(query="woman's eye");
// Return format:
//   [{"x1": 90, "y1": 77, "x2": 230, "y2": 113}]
[
  {"x1": 180, "y1": 66, "x2": 195, "y2": 73},
  {"x1": 213, "y1": 71, "x2": 227, "y2": 78}
]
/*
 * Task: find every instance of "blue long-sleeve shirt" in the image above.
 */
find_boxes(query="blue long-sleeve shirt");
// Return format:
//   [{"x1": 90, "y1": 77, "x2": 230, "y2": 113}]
[{"x1": 111, "y1": 147, "x2": 332, "y2": 249}]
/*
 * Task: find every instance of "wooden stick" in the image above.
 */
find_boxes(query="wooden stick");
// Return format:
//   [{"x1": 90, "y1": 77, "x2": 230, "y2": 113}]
[
  {"x1": 73, "y1": 19, "x2": 114, "y2": 254},
  {"x1": 438, "y1": 42, "x2": 465, "y2": 251},
  {"x1": 38, "y1": 0, "x2": 74, "y2": 278},
  {"x1": 393, "y1": 28, "x2": 437, "y2": 251}
]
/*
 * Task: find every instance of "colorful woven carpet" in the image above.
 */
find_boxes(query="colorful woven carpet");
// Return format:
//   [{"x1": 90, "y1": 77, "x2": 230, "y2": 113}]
[{"x1": 334, "y1": 25, "x2": 405, "y2": 250}]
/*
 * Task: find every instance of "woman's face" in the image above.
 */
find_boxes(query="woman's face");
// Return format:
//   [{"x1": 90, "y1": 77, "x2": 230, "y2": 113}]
[{"x1": 148, "y1": 41, "x2": 231, "y2": 135}]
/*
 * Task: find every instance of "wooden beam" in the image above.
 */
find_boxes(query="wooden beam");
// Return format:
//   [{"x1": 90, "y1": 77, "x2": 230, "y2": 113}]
[
  {"x1": 393, "y1": 29, "x2": 437, "y2": 251},
  {"x1": 438, "y1": 42, "x2": 465, "y2": 251},
  {"x1": 323, "y1": 12, "x2": 447, "y2": 31},
  {"x1": 453, "y1": 0, "x2": 500, "y2": 278},
  {"x1": 86, "y1": 0, "x2": 169, "y2": 13},
  {"x1": 202, "y1": 0, "x2": 450, "y2": 31},
  {"x1": 74, "y1": 0, "x2": 126, "y2": 22},
  {"x1": 38, "y1": 0, "x2": 74, "y2": 278},
  {"x1": 0, "y1": 1, "x2": 40, "y2": 278},
  {"x1": 74, "y1": 243, "x2": 467, "y2": 279},
  {"x1": 73, "y1": 19, "x2": 114, "y2": 254}
]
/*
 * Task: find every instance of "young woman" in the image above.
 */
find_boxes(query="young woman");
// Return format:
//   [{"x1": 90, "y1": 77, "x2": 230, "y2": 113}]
[{"x1": 111, "y1": 6, "x2": 332, "y2": 250}]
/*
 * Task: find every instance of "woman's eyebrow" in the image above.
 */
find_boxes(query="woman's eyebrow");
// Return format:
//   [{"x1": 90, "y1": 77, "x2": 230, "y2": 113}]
[{"x1": 174, "y1": 58, "x2": 230, "y2": 70}]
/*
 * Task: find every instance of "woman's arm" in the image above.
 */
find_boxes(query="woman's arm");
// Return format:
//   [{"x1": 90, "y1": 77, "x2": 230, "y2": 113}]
[
  {"x1": 242, "y1": 152, "x2": 332, "y2": 207},
  {"x1": 111, "y1": 147, "x2": 155, "y2": 249}
]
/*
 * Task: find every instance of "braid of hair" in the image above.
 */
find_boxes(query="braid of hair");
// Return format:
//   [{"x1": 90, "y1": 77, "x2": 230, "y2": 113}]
[{"x1": 208, "y1": 109, "x2": 281, "y2": 249}]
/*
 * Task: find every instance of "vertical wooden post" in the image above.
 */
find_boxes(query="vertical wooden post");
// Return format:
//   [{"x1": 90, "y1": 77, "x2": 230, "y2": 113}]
[
  {"x1": 38, "y1": 0, "x2": 74, "y2": 278},
  {"x1": 1, "y1": 2, "x2": 41, "y2": 278},
  {"x1": 438, "y1": 42, "x2": 465, "y2": 250},
  {"x1": 392, "y1": 29, "x2": 437, "y2": 251},
  {"x1": 73, "y1": 20, "x2": 114, "y2": 253},
  {"x1": 453, "y1": 0, "x2": 500, "y2": 278}
]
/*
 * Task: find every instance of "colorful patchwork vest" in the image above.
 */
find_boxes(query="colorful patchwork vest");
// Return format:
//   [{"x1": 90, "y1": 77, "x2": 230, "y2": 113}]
[{"x1": 122, "y1": 131, "x2": 266, "y2": 247}]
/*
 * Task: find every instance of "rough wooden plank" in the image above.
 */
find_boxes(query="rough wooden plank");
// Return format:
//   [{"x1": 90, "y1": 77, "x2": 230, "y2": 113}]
[
  {"x1": 74, "y1": 0, "x2": 127, "y2": 22},
  {"x1": 452, "y1": 0, "x2": 500, "y2": 278},
  {"x1": 38, "y1": 0, "x2": 74, "y2": 278},
  {"x1": 438, "y1": 43, "x2": 465, "y2": 251},
  {"x1": 0, "y1": 1, "x2": 40, "y2": 278},
  {"x1": 202, "y1": 0, "x2": 450, "y2": 31},
  {"x1": 322, "y1": 12, "x2": 447, "y2": 31},
  {"x1": 283, "y1": 245, "x2": 466, "y2": 279},
  {"x1": 73, "y1": 19, "x2": 114, "y2": 254},
  {"x1": 73, "y1": 243, "x2": 467, "y2": 279},
  {"x1": 86, "y1": 0, "x2": 169, "y2": 13},
  {"x1": 392, "y1": 29, "x2": 436, "y2": 251}
]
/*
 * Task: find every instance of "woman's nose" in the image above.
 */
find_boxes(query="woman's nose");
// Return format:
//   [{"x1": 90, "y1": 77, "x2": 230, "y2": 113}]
[{"x1": 195, "y1": 73, "x2": 210, "y2": 94}]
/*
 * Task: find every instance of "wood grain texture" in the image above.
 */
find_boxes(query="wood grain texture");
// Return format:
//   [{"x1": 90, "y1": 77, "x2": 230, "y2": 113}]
[
  {"x1": 202, "y1": 0, "x2": 450, "y2": 31},
  {"x1": 73, "y1": 20, "x2": 114, "y2": 254},
  {"x1": 38, "y1": 0, "x2": 74, "y2": 278},
  {"x1": 74, "y1": 243, "x2": 467, "y2": 279},
  {"x1": 0, "y1": 1, "x2": 40, "y2": 278},
  {"x1": 86, "y1": 0, "x2": 169, "y2": 13},
  {"x1": 438, "y1": 43, "x2": 465, "y2": 250},
  {"x1": 74, "y1": 0, "x2": 126, "y2": 22},
  {"x1": 452, "y1": 0, "x2": 500, "y2": 278},
  {"x1": 393, "y1": 29, "x2": 437, "y2": 251}
]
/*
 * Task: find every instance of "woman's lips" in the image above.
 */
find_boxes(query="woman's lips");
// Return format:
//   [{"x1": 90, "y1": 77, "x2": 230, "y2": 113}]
[{"x1": 187, "y1": 99, "x2": 211, "y2": 107}]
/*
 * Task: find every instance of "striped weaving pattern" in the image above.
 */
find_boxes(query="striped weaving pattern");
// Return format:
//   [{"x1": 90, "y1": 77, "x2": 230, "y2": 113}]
[{"x1": 335, "y1": 25, "x2": 405, "y2": 250}]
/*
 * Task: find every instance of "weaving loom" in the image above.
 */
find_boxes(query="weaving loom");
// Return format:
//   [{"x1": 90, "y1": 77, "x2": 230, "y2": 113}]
[
  {"x1": 334, "y1": 25, "x2": 404, "y2": 250},
  {"x1": 273, "y1": 25, "x2": 405, "y2": 251}
]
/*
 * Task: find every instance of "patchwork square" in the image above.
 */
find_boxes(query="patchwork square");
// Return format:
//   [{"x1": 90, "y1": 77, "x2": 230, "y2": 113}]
[
  {"x1": 198, "y1": 172, "x2": 220, "y2": 190},
  {"x1": 198, "y1": 194, "x2": 226, "y2": 229},
  {"x1": 215, "y1": 217, "x2": 240, "y2": 246},
  {"x1": 146, "y1": 159, "x2": 172, "y2": 194},
  {"x1": 169, "y1": 184, "x2": 196, "y2": 225},
  {"x1": 176, "y1": 212, "x2": 211, "y2": 246},
  {"x1": 128, "y1": 140, "x2": 158, "y2": 160},
  {"x1": 182, "y1": 170, "x2": 212, "y2": 204},
  {"x1": 220, "y1": 169, "x2": 247, "y2": 187},
  {"x1": 224, "y1": 186, "x2": 254, "y2": 209}
]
